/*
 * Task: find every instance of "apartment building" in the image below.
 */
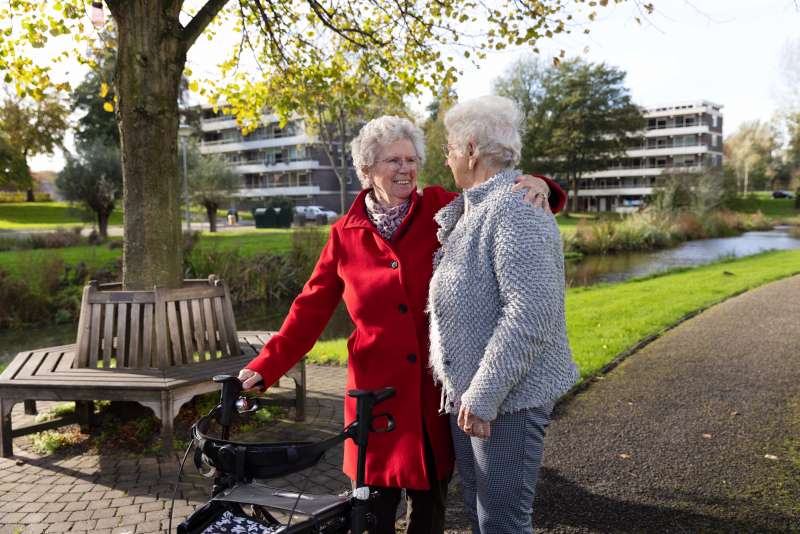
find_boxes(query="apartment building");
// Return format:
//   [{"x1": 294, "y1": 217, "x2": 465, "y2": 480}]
[
  {"x1": 198, "y1": 108, "x2": 361, "y2": 213},
  {"x1": 576, "y1": 100, "x2": 724, "y2": 212}
]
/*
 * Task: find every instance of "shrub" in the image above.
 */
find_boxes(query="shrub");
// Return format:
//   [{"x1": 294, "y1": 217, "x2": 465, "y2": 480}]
[
  {"x1": 186, "y1": 227, "x2": 326, "y2": 306},
  {"x1": 0, "y1": 228, "x2": 83, "y2": 252},
  {"x1": 29, "y1": 228, "x2": 82, "y2": 249},
  {"x1": 30, "y1": 427, "x2": 85, "y2": 454}
]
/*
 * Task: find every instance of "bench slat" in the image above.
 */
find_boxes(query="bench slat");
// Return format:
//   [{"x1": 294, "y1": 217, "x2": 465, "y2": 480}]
[
  {"x1": 213, "y1": 296, "x2": 231, "y2": 359},
  {"x1": 116, "y1": 302, "x2": 129, "y2": 367},
  {"x1": 89, "y1": 303, "x2": 102, "y2": 368},
  {"x1": 179, "y1": 300, "x2": 195, "y2": 364},
  {"x1": 0, "y1": 351, "x2": 34, "y2": 380},
  {"x1": 75, "y1": 284, "x2": 93, "y2": 367},
  {"x1": 15, "y1": 350, "x2": 49, "y2": 380},
  {"x1": 142, "y1": 303, "x2": 154, "y2": 368},
  {"x1": 129, "y1": 303, "x2": 141, "y2": 368},
  {"x1": 191, "y1": 299, "x2": 207, "y2": 358},
  {"x1": 154, "y1": 292, "x2": 169, "y2": 369},
  {"x1": 84, "y1": 291, "x2": 156, "y2": 304},
  {"x1": 103, "y1": 303, "x2": 115, "y2": 369},
  {"x1": 203, "y1": 298, "x2": 218, "y2": 359},
  {"x1": 55, "y1": 350, "x2": 75, "y2": 372},
  {"x1": 166, "y1": 300, "x2": 184, "y2": 366},
  {"x1": 159, "y1": 285, "x2": 225, "y2": 301},
  {"x1": 40, "y1": 351, "x2": 63, "y2": 374}
]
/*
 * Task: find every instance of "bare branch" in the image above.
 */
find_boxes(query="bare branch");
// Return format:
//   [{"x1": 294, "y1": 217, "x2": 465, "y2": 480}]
[{"x1": 182, "y1": 0, "x2": 230, "y2": 49}]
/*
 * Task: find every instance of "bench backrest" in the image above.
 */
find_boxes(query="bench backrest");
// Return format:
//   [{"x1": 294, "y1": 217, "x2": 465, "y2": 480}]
[{"x1": 74, "y1": 277, "x2": 241, "y2": 370}]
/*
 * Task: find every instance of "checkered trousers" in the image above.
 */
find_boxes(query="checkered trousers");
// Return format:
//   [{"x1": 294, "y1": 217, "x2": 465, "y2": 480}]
[{"x1": 450, "y1": 406, "x2": 551, "y2": 534}]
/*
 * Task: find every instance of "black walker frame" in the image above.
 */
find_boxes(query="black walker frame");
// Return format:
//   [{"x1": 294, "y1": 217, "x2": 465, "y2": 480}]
[{"x1": 175, "y1": 375, "x2": 395, "y2": 534}]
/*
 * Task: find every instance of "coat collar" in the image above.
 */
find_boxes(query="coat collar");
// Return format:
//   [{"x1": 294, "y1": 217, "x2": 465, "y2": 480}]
[
  {"x1": 433, "y1": 168, "x2": 520, "y2": 245},
  {"x1": 343, "y1": 187, "x2": 421, "y2": 236}
]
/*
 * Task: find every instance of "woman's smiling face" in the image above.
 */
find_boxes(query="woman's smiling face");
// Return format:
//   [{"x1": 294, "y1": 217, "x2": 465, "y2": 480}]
[{"x1": 369, "y1": 139, "x2": 419, "y2": 206}]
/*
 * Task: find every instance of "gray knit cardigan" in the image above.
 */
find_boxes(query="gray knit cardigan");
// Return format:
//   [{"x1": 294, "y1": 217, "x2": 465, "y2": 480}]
[{"x1": 427, "y1": 169, "x2": 579, "y2": 421}]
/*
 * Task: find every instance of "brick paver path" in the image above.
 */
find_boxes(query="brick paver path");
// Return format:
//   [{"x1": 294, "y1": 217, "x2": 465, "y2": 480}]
[{"x1": 0, "y1": 366, "x2": 350, "y2": 534}]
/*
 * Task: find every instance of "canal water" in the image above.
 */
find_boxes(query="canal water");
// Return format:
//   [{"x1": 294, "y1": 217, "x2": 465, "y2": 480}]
[
  {"x1": 2, "y1": 228, "x2": 799, "y2": 366},
  {"x1": 566, "y1": 227, "x2": 800, "y2": 286}
]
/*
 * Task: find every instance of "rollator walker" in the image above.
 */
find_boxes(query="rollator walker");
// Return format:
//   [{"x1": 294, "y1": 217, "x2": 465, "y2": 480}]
[{"x1": 174, "y1": 374, "x2": 396, "y2": 534}]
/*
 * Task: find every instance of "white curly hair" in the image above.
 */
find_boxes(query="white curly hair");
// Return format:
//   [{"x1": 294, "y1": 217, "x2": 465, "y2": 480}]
[
  {"x1": 350, "y1": 116, "x2": 426, "y2": 188},
  {"x1": 444, "y1": 95, "x2": 522, "y2": 169}
]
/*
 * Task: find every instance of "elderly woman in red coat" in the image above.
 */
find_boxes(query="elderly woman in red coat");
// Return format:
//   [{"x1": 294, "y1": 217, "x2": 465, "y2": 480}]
[{"x1": 238, "y1": 116, "x2": 566, "y2": 534}]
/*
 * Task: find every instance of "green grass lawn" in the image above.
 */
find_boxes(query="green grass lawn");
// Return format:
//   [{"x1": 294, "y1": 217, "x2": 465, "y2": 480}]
[
  {"x1": 0, "y1": 228, "x2": 325, "y2": 275},
  {"x1": 194, "y1": 229, "x2": 301, "y2": 256},
  {"x1": 0, "y1": 245, "x2": 121, "y2": 277},
  {"x1": 305, "y1": 249, "x2": 800, "y2": 384},
  {"x1": 0, "y1": 202, "x2": 124, "y2": 229},
  {"x1": 728, "y1": 195, "x2": 800, "y2": 222}
]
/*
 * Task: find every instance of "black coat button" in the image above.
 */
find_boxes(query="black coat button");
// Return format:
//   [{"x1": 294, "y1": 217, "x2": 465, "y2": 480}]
[
  {"x1": 444, "y1": 359, "x2": 451, "y2": 366},
  {"x1": 398, "y1": 304, "x2": 408, "y2": 313},
  {"x1": 407, "y1": 353, "x2": 417, "y2": 363},
  {"x1": 390, "y1": 260, "x2": 399, "y2": 269}
]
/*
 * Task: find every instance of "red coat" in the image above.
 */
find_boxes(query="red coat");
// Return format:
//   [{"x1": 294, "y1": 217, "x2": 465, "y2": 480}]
[{"x1": 246, "y1": 178, "x2": 565, "y2": 490}]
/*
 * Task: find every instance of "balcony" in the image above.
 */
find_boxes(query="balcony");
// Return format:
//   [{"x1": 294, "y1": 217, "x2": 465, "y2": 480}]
[
  {"x1": 234, "y1": 185, "x2": 321, "y2": 198},
  {"x1": 200, "y1": 112, "x2": 284, "y2": 131},
  {"x1": 575, "y1": 186, "x2": 655, "y2": 197},
  {"x1": 230, "y1": 159, "x2": 322, "y2": 174},
  {"x1": 200, "y1": 134, "x2": 314, "y2": 154},
  {"x1": 643, "y1": 125, "x2": 709, "y2": 137},
  {"x1": 583, "y1": 164, "x2": 703, "y2": 179},
  {"x1": 627, "y1": 145, "x2": 709, "y2": 158}
]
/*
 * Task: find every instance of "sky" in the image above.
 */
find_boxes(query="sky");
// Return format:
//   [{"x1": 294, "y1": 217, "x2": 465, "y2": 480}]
[
  {"x1": 448, "y1": 0, "x2": 800, "y2": 127},
  {"x1": 29, "y1": 0, "x2": 800, "y2": 171}
]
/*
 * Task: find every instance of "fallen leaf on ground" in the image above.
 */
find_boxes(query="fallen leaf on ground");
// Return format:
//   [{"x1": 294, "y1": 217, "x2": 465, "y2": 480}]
[
  {"x1": 702, "y1": 433, "x2": 712, "y2": 439},
  {"x1": 619, "y1": 453, "x2": 631, "y2": 459},
  {"x1": 764, "y1": 454, "x2": 779, "y2": 460}
]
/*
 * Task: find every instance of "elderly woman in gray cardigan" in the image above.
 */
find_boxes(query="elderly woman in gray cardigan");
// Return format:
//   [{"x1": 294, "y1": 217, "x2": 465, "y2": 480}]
[{"x1": 428, "y1": 95, "x2": 579, "y2": 534}]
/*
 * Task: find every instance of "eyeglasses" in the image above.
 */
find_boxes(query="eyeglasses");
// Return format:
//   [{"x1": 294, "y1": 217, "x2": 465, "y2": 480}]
[
  {"x1": 380, "y1": 156, "x2": 419, "y2": 169},
  {"x1": 441, "y1": 144, "x2": 455, "y2": 158}
]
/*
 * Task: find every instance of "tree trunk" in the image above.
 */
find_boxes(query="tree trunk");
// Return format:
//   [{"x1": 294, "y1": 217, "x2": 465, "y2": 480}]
[
  {"x1": 339, "y1": 175, "x2": 347, "y2": 215},
  {"x1": 25, "y1": 188, "x2": 34, "y2": 202},
  {"x1": 97, "y1": 211, "x2": 110, "y2": 239},
  {"x1": 206, "y1": 204, "x2": 218, "y2": 233},
  {"x1": 111, "y1": 1, "x2": 186, "y2": 290},
  {"x1": 571, "y1": 176, "x2": 580, "y2": 212}
]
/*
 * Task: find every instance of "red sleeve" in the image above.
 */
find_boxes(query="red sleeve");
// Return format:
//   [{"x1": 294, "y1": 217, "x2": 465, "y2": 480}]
[
  {"x1": 534, "y1": 174, "x2": 567, "y2": 214},
  {"x1": 245, "y1": 226, "x2": 344, "y2": 387},
  {"x1": 426, "y1": 179, "x2": 567, "y2": 214},
  {"x1": 422, "y1": 185, "x2": 458, "y2": 208}
]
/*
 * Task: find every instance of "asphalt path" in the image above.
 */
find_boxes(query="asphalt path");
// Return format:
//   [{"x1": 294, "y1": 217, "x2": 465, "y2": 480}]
[{"x1": 444, "y1": 275, "x2": 800, "y2": 534}]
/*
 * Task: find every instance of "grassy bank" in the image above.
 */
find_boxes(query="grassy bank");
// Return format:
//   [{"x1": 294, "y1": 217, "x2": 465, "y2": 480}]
[
  {"x1": 304, "y1": 249, "x2": 800, "y2": 383},
  {"x1": 728, "y1": 194, "x2": 800, "y2": 223},
  {"x1": 0, "y1": 202, "x2": 124, "y2": 229}
]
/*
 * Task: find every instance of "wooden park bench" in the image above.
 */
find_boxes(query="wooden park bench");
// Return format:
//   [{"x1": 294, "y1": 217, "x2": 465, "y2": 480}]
[{"x1": 0, "y1": 277, "x2": 306, "y2": 458}]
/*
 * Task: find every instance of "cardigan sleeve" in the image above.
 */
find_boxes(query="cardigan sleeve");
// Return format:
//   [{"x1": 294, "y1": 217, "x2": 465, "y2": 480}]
[
  {"x1": 459, "y1": 202, "x2": 565, "y2": 421},
  {"x1": 245, "y1": 226, "x2": 345, "y2": 387}
]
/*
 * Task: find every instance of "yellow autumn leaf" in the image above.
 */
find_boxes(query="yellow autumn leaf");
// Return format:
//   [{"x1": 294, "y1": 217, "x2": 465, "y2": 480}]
[
  {"x1": 188, "y1": 80, "x2": 199, "y2": 92},
  {"x1": 103, "y1": 101, "x2": 113, "y2": 112},
  {"x1": 99, "y1": 82, "x2": 109, "y2": 98}
]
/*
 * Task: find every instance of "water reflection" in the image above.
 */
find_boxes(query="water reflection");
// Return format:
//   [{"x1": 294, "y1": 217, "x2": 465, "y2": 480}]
[{"x1": 567, "y1": 228, "x2": 800, "y2": 287}]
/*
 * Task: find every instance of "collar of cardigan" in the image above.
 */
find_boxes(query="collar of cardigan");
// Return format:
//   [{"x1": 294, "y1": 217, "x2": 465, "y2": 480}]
[{"x1": 433, "y1": 168, "x2": 519, "y2": 244}]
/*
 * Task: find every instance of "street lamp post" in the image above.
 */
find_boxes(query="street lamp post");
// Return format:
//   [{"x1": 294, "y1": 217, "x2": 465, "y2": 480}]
[{"x1": 178, "y1": 122, "x2": 193, "y2": 232}]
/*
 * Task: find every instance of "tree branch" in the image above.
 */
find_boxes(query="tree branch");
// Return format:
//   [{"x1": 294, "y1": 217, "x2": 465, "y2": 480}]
[{"x1": 182, "y1": 0, "x2": 230, "y2": 49}]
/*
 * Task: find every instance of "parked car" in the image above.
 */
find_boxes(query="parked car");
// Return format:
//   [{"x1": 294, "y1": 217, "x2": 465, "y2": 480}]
[{"x1": 294, "y1": 205, "x2": 337, "y2": 222}]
